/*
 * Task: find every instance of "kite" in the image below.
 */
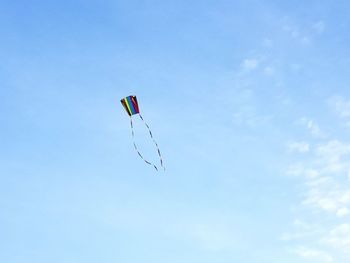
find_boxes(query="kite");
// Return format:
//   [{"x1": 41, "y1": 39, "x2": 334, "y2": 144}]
[{"x1": 120, "y1": 95, "x2": 164, "y2": 171}]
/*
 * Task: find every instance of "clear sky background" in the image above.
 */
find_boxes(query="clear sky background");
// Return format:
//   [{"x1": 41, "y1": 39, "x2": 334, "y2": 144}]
[{"x1": 1, "y1": 1, "x2": 350, "y2": 262}]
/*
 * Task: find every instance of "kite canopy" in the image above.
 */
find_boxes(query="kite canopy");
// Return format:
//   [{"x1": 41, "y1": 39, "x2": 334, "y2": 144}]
[{"x1": 120, "y1": 95, "x2": 140, "y2": 116}]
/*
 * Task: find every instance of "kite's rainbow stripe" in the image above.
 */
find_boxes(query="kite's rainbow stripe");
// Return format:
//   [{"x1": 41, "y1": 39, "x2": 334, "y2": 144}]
[{"x1": 121, "y1": 95, "x2": 140, "y2": 116}]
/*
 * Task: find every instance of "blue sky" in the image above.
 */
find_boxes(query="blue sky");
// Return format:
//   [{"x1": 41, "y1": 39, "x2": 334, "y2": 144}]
[{"x1": 1, "y1": 0, "x2": 350, "y2": 262}]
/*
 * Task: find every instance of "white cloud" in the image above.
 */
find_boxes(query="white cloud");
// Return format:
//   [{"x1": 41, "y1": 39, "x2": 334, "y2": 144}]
[
  {"x1": 241, "y1": 58, "x2": 259, "y2": 71},
  {"x1": 286, "y1": 163, "x2": 305, "y2": 176},
  {"x1": 312, "y1": 21, "x2": 326, "y2": 34},
  {"x1": 302, "y1": 183, "x2": 350, "y2": 219},
  {"x1": 298, "y1": 117, "x2": 326, "y2": 138},
  {"x1": 286, "y1": 165, "x2": 320, "y2": 179},
  {"x1": 307, "y1": 120, "x2": 324, "y2": 137},
  {"x1": 263, "y1": 66, "x2": 275, "y2": 76},
  {"x1": 323, "y1": 224, "x2": 350, "y2": 253},
  {"x1": 285, "y1": 107, "x2": 350, "y2": 261},
  {"x1": 232, "y1": 104, "x2": 271, "y2": 128},
  {"x1": 262, "y1": 38, "x2": 273, "y2": 48},
  {"x1": 290, "y1": 63, "x2": 302, "y2": 72},
  {"x1": 281, "y1": 220, "x2": 323, "y2": 241},
  {"x1": 329, "y1": 96, "x2": 350, "y2": 127},
  {"x1": 283, "y1": 25, "x2": 299, "y2": 39},
  {"x1": 282, "y1": 20, "x2": 325, "y2": 46},
  {"x1": 305, "y1": 169, "x2": 320, "y2": 179},
  {"x1": 282, "y1": 23, "x2": 312, "y2": 46},
  {"x1": 336, "y1": 207, "x2": 350, "y2": 217},
  {"x1": 295, "y1": 247, "x2": 333, "y2": 262},
  {"x1": 315, "y1": 140, "x2": 350, "y2": 173},
  {"x1": 300, "y1": 36, "x2": 311, "y2": 45},
  {"x1": 287, "y1": 141, "x2": 310, "y2": 153},
  {"x1": 303, "y1": 190, "x2": 338, "y2": 213}
]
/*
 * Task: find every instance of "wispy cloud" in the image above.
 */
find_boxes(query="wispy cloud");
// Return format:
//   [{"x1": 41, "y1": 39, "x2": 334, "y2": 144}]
[
  {"x1": 287, "y1": 141, "x2": 310, "y2": 153},
  {"x1": 282, "y1": 23, "x2": 311, "y2": 45},
  {"x1": 294, "y1": 247, "x2": 334, "y2": 263},
  {"x1": 284, "y1": 100, "x2": 350, "y2": 262},
  {"x1": 263, "y1": 66, "x2": 275, "y2": 76},
  {"x1": 281, "y1": 219, "x2": 323, "y2": 241},
  {"x1": 329, "y1": 96, "x2": 350, "y2": 127},
  {"x1": 241, "y1": 58, "x2": 259, "y2": 71},
  {"x1": 298, "y1": 117, "x2": 326, "y2": 138},
  {"x1": 323, "y1": 224, "x2": 350, "y2": 254},
  {"x1": 262, "y1": 38, "x2": 273, "y2": 48},
  {"x1": 312, "y1": 21, "x2": 326, "y2": 34},
  {"x1": 282, "y1": 19, "x2": 326, "y2": 45}
]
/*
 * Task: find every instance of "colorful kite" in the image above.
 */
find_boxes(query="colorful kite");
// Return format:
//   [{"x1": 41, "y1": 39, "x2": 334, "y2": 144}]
[{"x1": 120, "y1": 95, "x2": 164, "y2": 171}]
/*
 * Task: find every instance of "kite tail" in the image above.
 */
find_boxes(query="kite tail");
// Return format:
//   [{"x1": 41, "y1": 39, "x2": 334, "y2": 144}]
[
  {"x1": 130, "y1": 117, "x2": 159, "y2": 171},
  {"x1": 139, "y1": 114, "x2": 165, "y2": 171}
]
